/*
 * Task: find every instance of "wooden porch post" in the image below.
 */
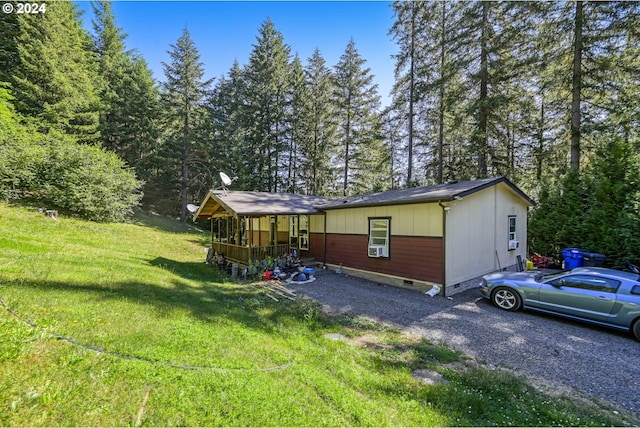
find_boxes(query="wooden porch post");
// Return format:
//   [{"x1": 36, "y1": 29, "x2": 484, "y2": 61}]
[
  {"x1": 274, "y1": 215, "x2": 278, "y2": 245},
  {"x1": 236, "y1": 215, "x2": 241, "y2": 247},
  {"x1": 210, "y1": 216, "x2": 214, "y2": 246}
]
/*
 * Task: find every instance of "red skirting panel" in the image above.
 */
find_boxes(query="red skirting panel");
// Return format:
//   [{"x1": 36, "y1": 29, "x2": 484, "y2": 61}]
[{"x1": 324, "y1": 234, "x2": 443, "y2": 284}]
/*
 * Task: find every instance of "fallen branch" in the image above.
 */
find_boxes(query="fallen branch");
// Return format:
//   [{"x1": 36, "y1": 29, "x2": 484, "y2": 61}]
[{"x1": 135, "y1": 386, "x2": 152, "y2": 427}]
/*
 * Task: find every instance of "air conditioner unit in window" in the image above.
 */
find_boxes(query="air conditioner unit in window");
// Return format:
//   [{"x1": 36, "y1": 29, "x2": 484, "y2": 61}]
[
  {"x1": 368, "y1": 245, "x2": 388, "y2": 258},
  {"x1": 508, "y1": 240, "x2": 519, "y2": 250}
]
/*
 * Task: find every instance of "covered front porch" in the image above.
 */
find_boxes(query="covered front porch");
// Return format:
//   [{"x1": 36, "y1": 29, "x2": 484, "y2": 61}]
[
  {"x1": 209, "y1": 214, "x2": 296, "y2": 264},
  {"x1": 211, "y1": 242, "x2": 291, "y2": 265},
  {"x1": 193, "y1": 190, "x2": 328, "y2": 265}
]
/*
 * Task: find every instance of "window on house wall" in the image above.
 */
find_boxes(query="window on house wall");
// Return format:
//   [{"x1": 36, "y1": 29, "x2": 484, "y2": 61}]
[
  {"x1": 508, "y1": 215, "x2": 518, "y2": 250},
  {"x1": 289, "y1": 216, "x2": 298, "y2": 248},
  {"x1": 299, "y1": 215, "x2": 309, "y2": 251},
  {"x1": 368, "y1": 218, "x2": 390, "y2": 258}
]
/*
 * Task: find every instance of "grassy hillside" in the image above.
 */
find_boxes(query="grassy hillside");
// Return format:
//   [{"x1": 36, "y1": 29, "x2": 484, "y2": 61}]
[{"x1": 0, "y1": 202, "x2": 633, "y2": 426}]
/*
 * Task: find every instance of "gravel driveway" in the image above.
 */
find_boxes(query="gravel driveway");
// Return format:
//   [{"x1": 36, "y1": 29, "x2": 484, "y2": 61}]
[{"x1": 287, "y1": 269, "x2": 640, "y2": 416}]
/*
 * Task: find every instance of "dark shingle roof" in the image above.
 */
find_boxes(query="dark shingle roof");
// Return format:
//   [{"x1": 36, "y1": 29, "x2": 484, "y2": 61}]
[
  {"x1": 318, "y1": 177, "x2": 535, "y2": 209},
  {"x1": 194, "y1": 177, "x2": 534, "y2": 219},
  {"x1": 195, "y1": 190, "x2": 331, "y2": 218}
]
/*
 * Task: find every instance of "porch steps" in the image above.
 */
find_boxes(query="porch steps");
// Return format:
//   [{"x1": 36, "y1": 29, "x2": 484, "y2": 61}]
[{"x1": 300, "y1": 257, "x2": 323, "y2": 268}]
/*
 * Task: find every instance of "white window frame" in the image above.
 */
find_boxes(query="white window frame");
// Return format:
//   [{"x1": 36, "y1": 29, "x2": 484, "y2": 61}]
[
  {"x1": 368, "y1": 218, "x2": 390, "y2": 258},
  {"x1": 508, "y1": 215, "x2": 517, "y2": 250},
  {"x1": 508, "y1": 216, "x2": 517, "y2": 241}
]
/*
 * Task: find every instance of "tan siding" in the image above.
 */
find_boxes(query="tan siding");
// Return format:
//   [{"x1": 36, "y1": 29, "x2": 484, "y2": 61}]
[
  {"x1": 309, "y1": 215, "x2": 325, "y2": 233},
  {"x1": 325, "y1": 234, "x2": 443, "y2": 284},
  {"x1": 326, "y1": 203, "x2": 443, "y2": 237}
]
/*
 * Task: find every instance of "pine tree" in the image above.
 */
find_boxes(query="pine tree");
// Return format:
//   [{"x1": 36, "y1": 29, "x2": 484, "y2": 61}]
[
  {"x1": 205, "y1": 61, "x2": 247, "y2": 195},
  {"x1": 389, "y1": 1, "x2": 422, "y2": 185},
  {"x1": 160, "y1": 27, "x2": 212, "y2": 222},
  {"x1": 114, "y1": 55, "x2": 160, "y2": 184},
  {"x1": 569, "y1": 1, "x2": 584, "y2": 172},
  {"x1": 389, "y1": 1, "x2": 477, "y2": 185},
  {"x1": 0, "y1": 11, "x2": 19, "y2": 84},
  {"x1": 91, "y1": 0, "x2": 160, "y2": 187},
  {"x1": 92, "y1": 0, "x2": 128, "y2": 151},
  {"x1": 332, "y1": 39, "x2": 384, "y2": 196},
  {"x1": 93, "y1": 1, "x2": 159, "y2": 181},
  {"x1": 11, "y1": 0, "x2": 100, "y2": 142},
  {"x1": 302, "y1": 49, "x2": 336, "y2": 195},
  {"x1": 286, "y1": 55, "x2": 308, "y2": 193},
  {"x1": 243, "y1": 19, "x2": 292, "y2": 192}
]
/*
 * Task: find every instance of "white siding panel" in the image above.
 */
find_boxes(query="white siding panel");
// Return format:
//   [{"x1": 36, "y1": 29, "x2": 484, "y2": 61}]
[
  {"x1": 495, "y1": 183, "x2": 528, "y2": 268},
  {"x1": 445, "y1": 184, "x2": 530, "y2": 287},
  {"x1": 445, "y1": 190, "x2": 496, "y2": 285}
]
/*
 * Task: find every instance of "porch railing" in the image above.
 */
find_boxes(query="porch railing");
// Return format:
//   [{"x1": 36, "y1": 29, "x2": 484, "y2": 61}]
[{"x1": 211, "y1": 242, "x2": 290, "y2": 265}]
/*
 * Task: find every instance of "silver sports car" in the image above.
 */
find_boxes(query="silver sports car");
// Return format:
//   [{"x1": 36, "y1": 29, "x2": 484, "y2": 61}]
[{"x1": 480, "y1": 267, "x2": 640, "y2": 340}]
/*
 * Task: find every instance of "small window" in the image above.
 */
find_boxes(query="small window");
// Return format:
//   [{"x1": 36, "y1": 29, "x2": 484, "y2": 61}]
[
  {"x1": 508, "y1": 216, "x2": 517, "y2": 241},
  {"x1": 630, "y1": 285, "x2": 640, "y2": 296},
  {"x1": 368, "y1": 218, "x2": 390, "y2": 258}
]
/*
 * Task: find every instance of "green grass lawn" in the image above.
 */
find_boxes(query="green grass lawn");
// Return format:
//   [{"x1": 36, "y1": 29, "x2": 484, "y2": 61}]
[{"x1": 0, "y1": 202, "x2": 635, "y2": 426}]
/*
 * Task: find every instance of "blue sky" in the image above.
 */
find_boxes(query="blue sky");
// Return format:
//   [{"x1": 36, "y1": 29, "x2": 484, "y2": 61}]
[{"x1": 76, "y1": 1, "x2": 397, "y2": 106}]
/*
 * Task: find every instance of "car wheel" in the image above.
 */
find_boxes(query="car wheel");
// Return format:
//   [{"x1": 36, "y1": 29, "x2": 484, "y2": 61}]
[
  {"x1": 632, "y1": 319, "x2": 640, "y2": 341},
  {"x1": 492, "y1": 287, "x2": 522, "y2": 311}
]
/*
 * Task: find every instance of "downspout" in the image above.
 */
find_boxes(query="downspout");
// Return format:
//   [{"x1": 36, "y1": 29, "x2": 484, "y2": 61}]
[{"x1": 438, "y1": 201, "x2": 448, "y2": 298}]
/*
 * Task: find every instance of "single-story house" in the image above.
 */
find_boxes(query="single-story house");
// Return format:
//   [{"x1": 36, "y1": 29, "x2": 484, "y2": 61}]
[{"x1": 193, "y1": 177, "x2": 535, "y2": 296}]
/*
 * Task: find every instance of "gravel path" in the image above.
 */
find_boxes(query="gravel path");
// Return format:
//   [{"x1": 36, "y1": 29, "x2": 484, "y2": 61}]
[{"x1": 287, "y1": 269, "x2": 640, "y2": 416}]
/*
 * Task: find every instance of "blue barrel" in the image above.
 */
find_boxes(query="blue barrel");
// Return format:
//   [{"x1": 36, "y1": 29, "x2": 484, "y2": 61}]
[{"x1": 562, "y1": 248, "x2": 586, "y2": 270}]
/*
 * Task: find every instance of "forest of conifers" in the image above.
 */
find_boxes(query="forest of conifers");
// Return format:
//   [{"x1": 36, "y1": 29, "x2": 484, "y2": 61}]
[{"x1": 0, "y1": 1, "x2": 638, "y2": 264}]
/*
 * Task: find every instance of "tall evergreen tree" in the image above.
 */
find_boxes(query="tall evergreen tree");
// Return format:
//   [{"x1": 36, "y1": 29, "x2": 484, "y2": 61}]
[
  {"x1": 569, "y1": 1, "x2": 584, "y2": 172},
  {"x1": 285, "y1": 55, "x2": 308, "y2": 193},
  {"x1": 92, "y1": 0, "x2": 127, "y2": 151},
  {"x1": 389, "y1": 1, "x2": 422, "y2": 185},
  {"x1": 302, "y1": 48, "x2": 336, "y2": 195},
  {"x1": 11, "y1": 0, "x2": 100, "y2": 142},
  {"x1": 243, "y1": 19, "x2": 292, "y2": 192},
  {"x1": 0, "y1": 11, "x2": 19, "y2": 84},
  {"x1": 160, "y1": 27, "x2": 212, "y2": 222},
  {"x1": 205, "y1": 61, "x2": 245, "y2": 195},
  {"x1": 91, "y1": 0, "x2": 160, "y2": 188},
  {"x1": 332, "y1": 39, "x2": 384, "y2": 196}
]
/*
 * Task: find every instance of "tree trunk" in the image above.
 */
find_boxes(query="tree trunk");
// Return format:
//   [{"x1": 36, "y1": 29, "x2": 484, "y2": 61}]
[
  {"x1": 570, "y1": 0, "x2": 583, "y2": 172},
  {"x1": 537, "y1": 98, "x2": 545, "y2": 181},
  {"x1": 477, "y1": 1, "x2": 489, "y2": 178},
  {"x1": 437, "y1": 2, "x2": 446, "y2": 184},
  {"x1": 180, "y1": 103, "x2": 190, "y2": 223},
  {"x1": 407, "y1": 3, "x2": 416, "y2": 185},
  {"x1": 343, "y1": 114, "x2": 350, "y2": 196}
]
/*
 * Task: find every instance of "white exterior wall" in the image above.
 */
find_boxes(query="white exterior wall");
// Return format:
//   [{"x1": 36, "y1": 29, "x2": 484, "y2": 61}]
[{"x1": 444, "y1": 183, "x2": 529, "y2": 292}]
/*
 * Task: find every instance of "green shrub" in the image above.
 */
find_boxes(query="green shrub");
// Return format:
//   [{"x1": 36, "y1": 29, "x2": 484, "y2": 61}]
[{"x1": 0, "y1": 85, "x2": 143, "y2": 222}]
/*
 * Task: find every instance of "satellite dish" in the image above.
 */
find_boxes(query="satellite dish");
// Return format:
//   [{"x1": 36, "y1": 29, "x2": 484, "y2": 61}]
[
  {"x1": 220, "y1": 172, "x2": 233, "y2": 186},
  {"x1": 187, "y1": 204, "x2": 199, "y2": 213},
  {"x1": 218, "y1": 171, "x2": 238, "y2": 195}
]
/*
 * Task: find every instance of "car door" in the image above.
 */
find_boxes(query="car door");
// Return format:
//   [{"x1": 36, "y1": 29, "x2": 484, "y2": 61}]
[{"x1": 537, "y1": 274, "x2": 619, "y2": 322}]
